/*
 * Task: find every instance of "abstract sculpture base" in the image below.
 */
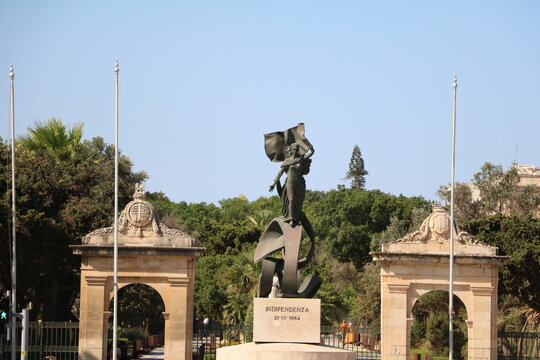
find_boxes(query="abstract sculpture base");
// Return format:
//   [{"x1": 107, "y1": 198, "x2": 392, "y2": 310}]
[{"x1": 216, "y1": 342, "x2": 355, "y2": 360}]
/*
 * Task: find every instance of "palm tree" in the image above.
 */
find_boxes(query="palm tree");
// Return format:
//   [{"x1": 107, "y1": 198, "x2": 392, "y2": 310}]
[
  {"x1": 221, "y1": 248, "x2": 259, "y2": 324},
  {"x1": 498, "y1": 295, "x2": 540, "y2": 332},
  {"x1": 247, "y1": 209, "x2": 275, "y2": 230},
  {"x1": 497, "y1": 295, "x2": 540, "y2": 358},
  {"x1": 18, "y1": 118, "x2": 86, "y2": 162}
]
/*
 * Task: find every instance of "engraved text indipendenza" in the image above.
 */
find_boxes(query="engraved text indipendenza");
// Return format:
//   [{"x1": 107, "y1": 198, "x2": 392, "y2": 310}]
[{"x1": 265, "y1": 306, "x2": 310, "y2": 313}]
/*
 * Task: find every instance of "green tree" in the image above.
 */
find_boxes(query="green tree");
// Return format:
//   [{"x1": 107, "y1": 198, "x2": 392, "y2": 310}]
[
  {"x1": 438, "y1": 162, "x2": 540, "y2": 223},
  {"x1": 305, "y1": 246, "x2": 349, "y2": 325},
  {"x1": 197, "y1": 219, "x2": 260, "y2": 255},
  {"x1": 0, "y1": 121, "x2": 146, "y2": 320},
  {"x1": 247, "y1": 209, "x2": 277, "y2": 230},
  {"x1": 250, "y1": 195, "x2": 281, "y2": 215},
  {"x1": 219, "y1": 196, "x2": 252, "y2": 223},
  {"x1": 310, "y1": 188, "x2": 429, "y2": 269},
  {"x1": 424, "y1": 312, "x2": 467, "y2": 359},
  {"x1": 18, "y1": 118, "x2": 86, "y2": 162},
  {"x1": 344, "y1": 145, "x2": 368, "y2": 189},
  {"x1": 463, "y1": 214, "x2": 540, "y2": 314},
  {"x1": 426, "y1": 312, "x2": 448, "y2": 354},
  {"x1": 473, "y1": 163, "x2": 519, "y2": 214},
  {"x1": 194, "y1": 255, "x2": 235, "y2": 321},
  {"x1": 437, "y1": 183, "x2": 481, "y2": 224},
  {"x1": 497, "y1": 294, "x2": 540, "y2": 333},
  {"x1": 146, "y1": 192, "x2": 221, "y2": 236},
  {"x1": 221, "y1": 248, "x2": 259, "y2": 324},
  {"x1": 194, "y1": 248, "x2": 259, "y2": 324},
  {"x1": 371, "y1": 206, "x2": 431, "y2": 251},
  {"x1": 411, "y1": 291, "x2": 467, "y2": 359}
]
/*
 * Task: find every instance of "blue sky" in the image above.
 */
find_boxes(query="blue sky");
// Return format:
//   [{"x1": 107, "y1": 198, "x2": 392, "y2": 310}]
[{"x1": 1, "y1": 1, "x2": 539, "y2": 204}]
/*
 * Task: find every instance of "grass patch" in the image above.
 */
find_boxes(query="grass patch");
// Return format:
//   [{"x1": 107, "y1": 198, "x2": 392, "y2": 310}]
[{"x1": 410, "y1": 348, "x2": 447, "y2": 360}]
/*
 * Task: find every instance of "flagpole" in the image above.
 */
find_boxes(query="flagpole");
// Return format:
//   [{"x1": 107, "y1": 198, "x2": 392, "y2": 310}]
[
  {"x1": 449, "y1": 75, "x2": 458, "y2": 360},
  {"x1": 9, "y1": 65, "x2": 17, "y2": 360},
  {"x1": 113, "y1": 60, "x2": 119, "y2": 360}
]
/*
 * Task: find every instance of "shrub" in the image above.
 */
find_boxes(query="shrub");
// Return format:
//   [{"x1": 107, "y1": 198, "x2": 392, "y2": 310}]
[{"x1": 410, "y1": 319, "x2": 426, "y2": 348}]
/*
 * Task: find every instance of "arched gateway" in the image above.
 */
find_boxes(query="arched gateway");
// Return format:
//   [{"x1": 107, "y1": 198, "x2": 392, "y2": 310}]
[
  {"x1": 372, "y1": 206, "x2": 508, "y2": 360},
  {"x1": 71, "y1": 185, "x2": 204, "y2": 360}
]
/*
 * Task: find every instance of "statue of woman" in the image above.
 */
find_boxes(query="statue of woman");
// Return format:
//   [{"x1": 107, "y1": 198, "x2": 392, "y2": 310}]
[{"x1": 269, "y1": 143, "x2": 314, "y2": 225}]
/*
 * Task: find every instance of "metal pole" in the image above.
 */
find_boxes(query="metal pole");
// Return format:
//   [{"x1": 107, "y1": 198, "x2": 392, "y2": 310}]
[
  {"x1": 6, "y1": 290, "x2": 11, "y2": 342},
  {"x1": 449, "y1": 75, "x2": 458, "y2": 360},
  {"x1": 112, "y1": 60, "x2": 119, "y2": 360},
  {"x1": 20, "y1": 309, "x2": 28, "y2": 360},
  {"x1": 9, "y1": 64, "x2": 17, "y2": 360}
]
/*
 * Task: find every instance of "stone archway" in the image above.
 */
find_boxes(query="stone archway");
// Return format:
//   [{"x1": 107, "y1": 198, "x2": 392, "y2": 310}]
[
  {"x1": 71, "y1": 185, "x2": 204, "y2": 360},
  {"x1": 106, "y1": 283, "x2": 166, "y2": 346},
  {"x1": 372, "y1": 206, "x2": 507, "y2": 360},
  {"x1": 410, "y1": 290, "x2": 468, "y2": 359}
]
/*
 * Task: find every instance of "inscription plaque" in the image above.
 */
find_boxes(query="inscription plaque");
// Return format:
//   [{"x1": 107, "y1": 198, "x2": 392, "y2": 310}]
[{"x1": 253, "y1": 297, "x2": 321, "y2": 343}]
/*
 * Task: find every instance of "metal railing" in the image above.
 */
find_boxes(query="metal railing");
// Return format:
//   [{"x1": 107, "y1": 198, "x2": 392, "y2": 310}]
[
  {"x1": 320, "y1": 326, "x2": 380, "y2": 359},
  {"x1": 192, "y1": 324, "x2": 381, "y2": 360},
  {"x1": 498, "y1": 331, "x2": 540, "y2": 360},
  {"x1": 192, "y1": 323, "x2": 249, "y2": 359},
  {"x1": 1, "y1": 322, "x2": 78, "y2": 360},
  {"x1": 2, "y1": 322, "x2": 540, "y2": 360}
]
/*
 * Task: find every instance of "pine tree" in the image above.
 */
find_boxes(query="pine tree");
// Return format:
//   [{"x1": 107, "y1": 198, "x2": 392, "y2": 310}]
[{"x1": 345, "y1": 145, "x2": 368, "y2": 189}]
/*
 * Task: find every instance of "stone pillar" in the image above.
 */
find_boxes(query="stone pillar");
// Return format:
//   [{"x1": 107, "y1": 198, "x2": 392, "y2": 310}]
[
  {"x1": 165, "y1": 275, "x2": 193, "y2": 360},
  {"x1": 102, "y1": 311, "x2": 112, "y2": 359},
  {"x1": 469, "y1": 286, "x2": 497, "y2": 360},
  {"x1": 78, "y1": 275, "x2": 109, "y2": 360},
  {"x1": 466, "y1": 319, "x2": 474, "y2": 358},
  {"x1": 381, "y1": 283, "x2": 409, "y2": 360}
]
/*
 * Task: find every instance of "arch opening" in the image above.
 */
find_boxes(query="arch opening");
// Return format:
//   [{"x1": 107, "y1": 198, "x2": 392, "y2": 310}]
[
  {"x1": 107, "y1": 283, "x2": 166, "y2": 357},
  {"x1": 410, "y1": 290, "x2": 468, "y2": 360}
]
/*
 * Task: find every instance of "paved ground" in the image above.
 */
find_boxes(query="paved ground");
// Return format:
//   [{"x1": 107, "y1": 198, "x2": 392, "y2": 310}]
[
  {"x1": 139, "y1": 347, "x2": 165, "y2": 360},
  {"x1": 137, "y1": 342, "x2": 380, "y2": 359}
]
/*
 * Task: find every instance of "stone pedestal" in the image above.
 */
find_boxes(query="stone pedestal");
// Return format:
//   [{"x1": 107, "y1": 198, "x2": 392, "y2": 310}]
[
  {"x1": 217, "y1": 342, "x2": 355, "y2": 360},
  {"x1": 253, "y1": 298, "x2": 320, "y2": 343},
  {"x1": 218, "y1": 298, "x2": 354, "y2": 360}
]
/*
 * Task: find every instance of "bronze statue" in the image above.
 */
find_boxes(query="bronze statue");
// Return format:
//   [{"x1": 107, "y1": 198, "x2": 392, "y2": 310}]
[
  {"x1": 254, "y1": 123, "x2": 322, "y2": 298},
  {"x1": 269, "y1": 143, "x2": 314, "y2": 225}
]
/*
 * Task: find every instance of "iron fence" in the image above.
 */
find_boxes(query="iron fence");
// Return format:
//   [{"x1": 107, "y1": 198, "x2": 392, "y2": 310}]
[
  {"x1": 1, "y1": 322, "x2": 540, "y2": 360},
  {"x1": 1, "y1": 322, "x2": 78, "y2": 360},
  {"x1": 498, "y1": 331, "x2": 540, "y2": 360},
  {"x1": 192, "y1": 323, "x2": 250, "y2": 359},
  {"x1": 320, "y1": 326, "x2": 381, "y2": 359},
  {"x1": 192, "y1": 324, "x2": 381, "y2": 360}
]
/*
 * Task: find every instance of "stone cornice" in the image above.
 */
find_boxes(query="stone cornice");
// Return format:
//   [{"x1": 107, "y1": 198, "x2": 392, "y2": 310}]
[
  {"x1": 387, "y1": 284, "x2": 410, "y2": 293},
  {"x1": 168, "y1": 277, "x2": 191, "y2": 287},
  {"x1": 371, "y1": 251, "x2": 508, "y2": 266},
  {"x1": 470, "y1": 286, "x2": 495, "y2": 296},
  {"x1": 71, "y1": 245, "x2": 205, "y2": 258},
  {"x1": 85, "y1": 276, "x2": 108, "y2": 286}
]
